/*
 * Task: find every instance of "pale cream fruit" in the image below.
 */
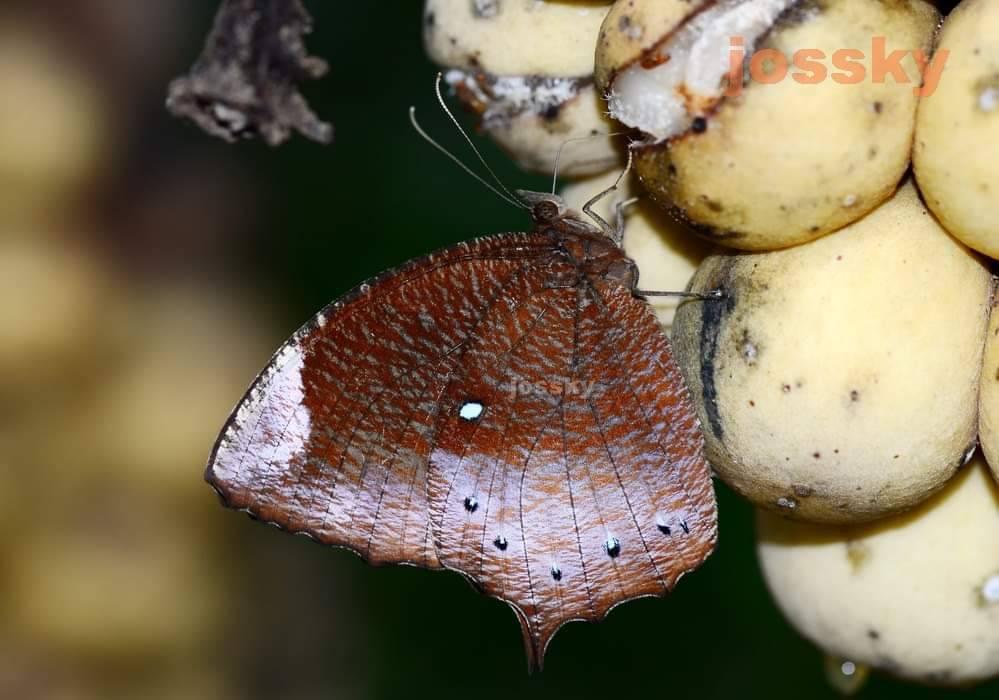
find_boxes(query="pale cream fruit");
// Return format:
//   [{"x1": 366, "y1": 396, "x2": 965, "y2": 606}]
[
  {"x1": 0, "y1": 23, "x2": 107, "y2": 226},
  {"x1": 671, "y1": 181, "x2": 991, "y2": 523},
  {"x1": 560, "y1": 170, "x2": 712, "y2": 332},
  {"x1": 424, "y1": 0, "x2": 612, "y2": 77},
  {"x1": 0, "y1": 238, "x2": 112, "y2": 396},
  {"x1": 757, "y1": 456, "x2": 999, "y2": 687},
  {"x1": 914, "y1": 0, "x2": 999, "y2": 259},
  {"x1": 425, "y1": 1, "x2": 621, "y2": 177},
  {"x1": 979, "y1": 298, "x2": 999, "y2": 484},
  {"x1": 445, "y1": 71, "x2": 623, "y2": 176},
  {"x1": 596, "y1": 0, "x2": 939, "y2": 250}
]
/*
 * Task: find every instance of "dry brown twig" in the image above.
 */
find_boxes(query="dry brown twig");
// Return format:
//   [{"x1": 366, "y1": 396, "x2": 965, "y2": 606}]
[{"x1": 166, "y1": 0, "x2": 332, "y2": 146}]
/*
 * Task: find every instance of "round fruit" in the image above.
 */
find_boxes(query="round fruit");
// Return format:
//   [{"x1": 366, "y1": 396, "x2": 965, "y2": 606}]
[
  {"x1": 757, "y1": 456, "x2": 999, "y2": 686},
  {"x1": 671, "y1": 181, "x2": 990, "y2": 523},
  {"x1": 596, "y1": 0, "x2": 939, "y2": 250},
  {"x1": 914, "y1": 0, "x2": 999, "y2": 259},
  {"x1": 425, "y1": 0, "x2": 621, "y2": 177}
]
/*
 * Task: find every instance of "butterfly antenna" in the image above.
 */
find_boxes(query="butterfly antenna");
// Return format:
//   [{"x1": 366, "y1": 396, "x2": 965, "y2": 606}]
[
  {"x1": 637, "y1": 289, "x2": 725, "y2": 300},
  {"x1": 432, "y1": 73, "x2": 529, "y2": 209},
  {"x1": 409, "y1": 106, "x2": 526, "y2": 210},
  {"x1": 551, "y1": 131, "x2": 628, "y2": 194}
]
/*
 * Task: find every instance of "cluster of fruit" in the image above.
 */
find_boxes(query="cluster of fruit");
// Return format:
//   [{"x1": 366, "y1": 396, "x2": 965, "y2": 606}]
[{"x1": 424, "y1": 0, "x2": 999, "y2": 686}]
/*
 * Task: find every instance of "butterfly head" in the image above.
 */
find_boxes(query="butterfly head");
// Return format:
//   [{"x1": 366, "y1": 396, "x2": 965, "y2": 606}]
[
  {"x1": 516, "y1": 190, "x2": 607, "y2": 237},
  {"x1": 516, "y1": 190, "x2": 569, "y2": 224}
]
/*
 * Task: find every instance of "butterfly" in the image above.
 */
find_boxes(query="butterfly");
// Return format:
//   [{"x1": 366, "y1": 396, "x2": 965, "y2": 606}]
[{"x1": 205, "y1": 175, "x2": 719, "y2": 670}]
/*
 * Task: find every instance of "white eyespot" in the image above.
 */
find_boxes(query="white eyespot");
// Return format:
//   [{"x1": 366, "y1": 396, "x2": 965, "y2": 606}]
[{"x1": 459, "y1": 401, "x2": 485, "y2": 421}]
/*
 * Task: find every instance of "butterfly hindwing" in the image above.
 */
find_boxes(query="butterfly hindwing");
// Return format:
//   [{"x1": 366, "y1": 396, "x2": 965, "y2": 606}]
[{"x1": 428, "y1": 273, "x2": 717, "y2": 668}]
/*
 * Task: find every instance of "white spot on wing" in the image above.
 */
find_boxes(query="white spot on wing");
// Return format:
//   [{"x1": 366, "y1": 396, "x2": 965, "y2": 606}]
[{"x1": 459, "y1": 401, "x2": 484, "y2": 421}]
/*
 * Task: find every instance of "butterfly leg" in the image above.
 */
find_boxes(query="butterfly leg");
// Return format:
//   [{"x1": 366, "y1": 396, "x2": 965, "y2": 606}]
[{"x1": 612, "y1": 196, "x2": 641, "y2": 247}]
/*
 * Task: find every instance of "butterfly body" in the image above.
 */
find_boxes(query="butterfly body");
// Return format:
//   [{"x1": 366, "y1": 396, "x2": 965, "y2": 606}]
[{"x1": 206, "y1": 192, "x2": 717, "y2": 669}]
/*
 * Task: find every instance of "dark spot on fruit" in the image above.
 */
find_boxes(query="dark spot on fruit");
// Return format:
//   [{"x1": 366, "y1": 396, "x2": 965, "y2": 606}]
[
  {"x1": 774, "y1": 0, "x2": 825, "y2": 29},
  {"x1": 472, "y1": 0, "x2": 501, "y2": 19},
  {"x1": 703, "y1": 197, "x2": 724, "y2": 213},
  {"x1": 697, "y1": 259, "x2": 738, "y2": 440},
  {"x1": 850, "y1": 390, "x2": 860, "y2": 402},
  {"x1": 792, "y1": 484, "x2": 814, "y2": 498},
  {"x1": 782, "y1": 383, "x2": 792, "y2": 393},
  {"x1": 813, "y1": 452, "x2": 821, "y2": 460},
  {"x1": 868, "y1": 629, "x2": 881, "y2": 640},
  {"x1": 846, "y1": 541, "x2": 870, "y2": 573},
  {"x1": 872, "y1": 101, "x2": 883, "y2": 114},
  {"x1": 641, "y1": 52, "x2": 671, "y2": 70}
]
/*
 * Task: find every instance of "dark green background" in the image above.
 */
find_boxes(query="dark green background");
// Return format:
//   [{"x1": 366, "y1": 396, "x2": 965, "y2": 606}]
[{"x1": 178, "y1": 2, "x2": 995, "y2": 697}]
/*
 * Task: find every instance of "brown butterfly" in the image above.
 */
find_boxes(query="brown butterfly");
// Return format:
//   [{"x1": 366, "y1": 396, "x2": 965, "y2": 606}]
[{"x1": 206, "y1": 104, "x2": 718, "y2": 671}]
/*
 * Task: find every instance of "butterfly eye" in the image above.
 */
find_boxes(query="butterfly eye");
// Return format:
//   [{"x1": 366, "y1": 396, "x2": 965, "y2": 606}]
[
  {"x1": 533, "y1": 200, "x2": 560, "y2": 223},
  {"x1": 604, "y1": 537, "x2": 621, "y2": 558},
  {"x1": 459, "y1": 401, "x2": 485, "y2": 421},
  {"x1": 551, "y1": 566, "x2": 563, "y2": 582},
  {"x1": 493, "y1": 535, "x2": 509, "y2": 551},
  {"x1": 463, "y1": 497, "x2": 479, "y2": 513}
]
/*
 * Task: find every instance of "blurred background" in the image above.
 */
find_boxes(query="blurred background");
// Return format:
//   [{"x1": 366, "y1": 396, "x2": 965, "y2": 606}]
[{"x1": 0, "y1": 1, "x2": 994, "y2": 698}]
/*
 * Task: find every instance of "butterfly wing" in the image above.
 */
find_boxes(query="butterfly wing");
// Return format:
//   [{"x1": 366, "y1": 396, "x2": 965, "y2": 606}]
[
  {"x1": 206, "y1": 232, "x2": 557, "y2": 568},
  {"x1": 428, "y1": 276, "x2": 717, "y2": 668}
]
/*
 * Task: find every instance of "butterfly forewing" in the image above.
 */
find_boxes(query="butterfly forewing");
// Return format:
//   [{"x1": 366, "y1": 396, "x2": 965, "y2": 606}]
[
  {"x1": 428, "y1": 272, "x2": 717, "y2": 668},
  {"x1": 206, "y1": 233, "x2": 555, "y2": 568}
]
